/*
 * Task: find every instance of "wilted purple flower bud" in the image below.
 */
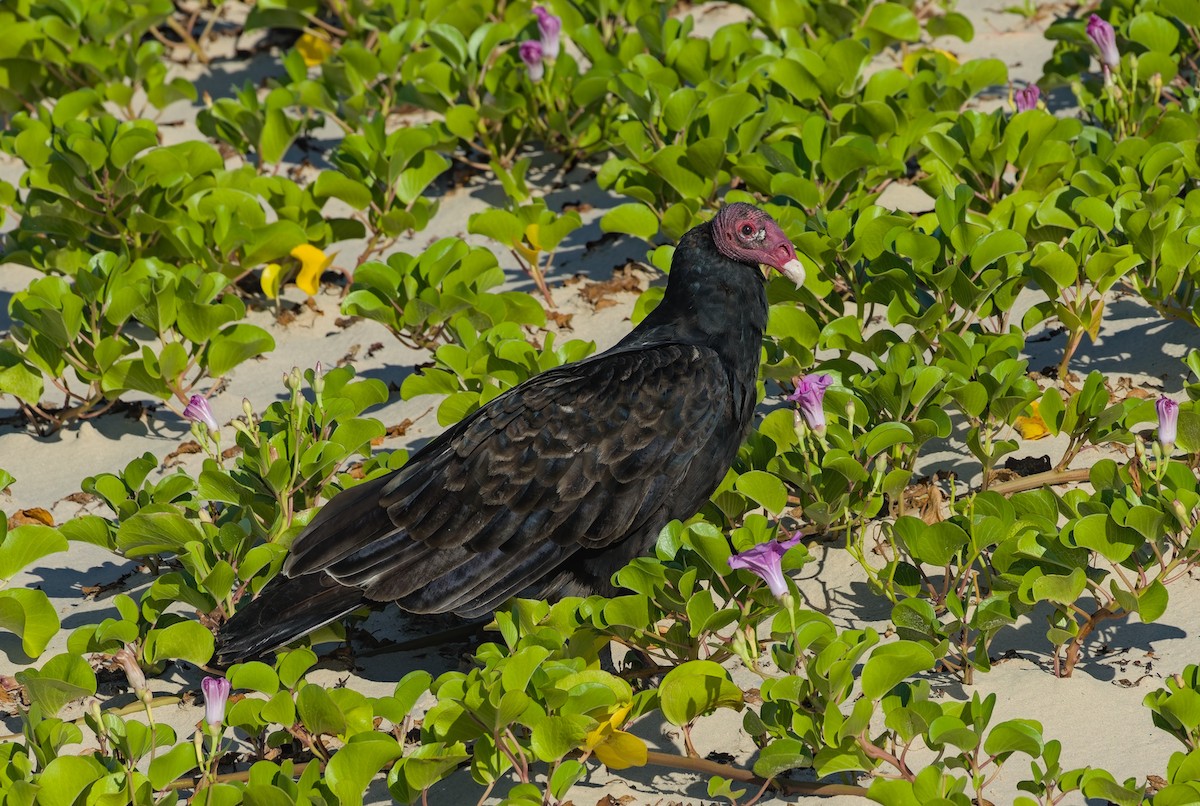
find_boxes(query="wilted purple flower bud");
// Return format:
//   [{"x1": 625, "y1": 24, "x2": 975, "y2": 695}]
[
  {"x1": 519, "y1": 40, "x2": 544, "y2": 83},
  {"x1": 1087, "y1": 15, "x2": 1119, "y2": 71},
  {"x1": 183, "y1": 395, "x2": 218, "y2": 432},
  {"x1": 1014, "y1": 85, "x2": 1040, "y2": 112},
  {"x1": 113, "y1": 645, "x2": 147, "y2": 697},
  {"x1": 1157, "y1": 396, "x2": 1179, "y2": 451},
  {"x1": 534, "y1": 7, "x2": 561, "y2": 59},
  {"x1": 201, "y1": 675, "x2": 231, "y2": 728},
  {"x1": 787, "y1": 374, "x2": 834, "y2": 435},
  {"x1": 728, "y1": 533, "x2": 803, "y2": 599}
]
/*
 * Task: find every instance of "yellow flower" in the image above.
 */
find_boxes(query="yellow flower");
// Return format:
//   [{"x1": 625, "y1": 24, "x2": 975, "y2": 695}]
[
  {"x1": 583, "y1": 703, "x2": 647, "y2": 770},
  {"x1": 292, "y1": 245, "x2": 332, "y2": 296},
  {"x1": 296, "y1": 33, "x2": 335, "y2": 67},
  {"x1": 1014, "y1": 401, "x2": 1050, "y2": 440},
  {"x1": 260, "y1": 263, "x2": 284, "y2": 299}
]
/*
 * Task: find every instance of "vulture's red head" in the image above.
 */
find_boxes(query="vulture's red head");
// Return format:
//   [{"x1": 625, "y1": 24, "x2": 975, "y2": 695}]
[{"x1": 712, "y1": 203, "x2": 806, "y2": 288}]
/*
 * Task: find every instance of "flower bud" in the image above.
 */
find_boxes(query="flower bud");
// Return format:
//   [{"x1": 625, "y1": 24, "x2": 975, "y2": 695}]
[
  {"x1": 113, "y1": 644, "x2": 147, "y2": 698},
  {"x1": 201, "y1": 675, "x2": 232, "y2": 729}
]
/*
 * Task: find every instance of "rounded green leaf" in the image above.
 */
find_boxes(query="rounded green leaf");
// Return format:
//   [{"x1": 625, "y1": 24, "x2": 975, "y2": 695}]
[
  {"x1": 530, "y1": 714, "x2": 591, "y2": 762},
  {"x1": 144, "y1": 619, "x2": 215, "y2": 665},
  {"x1": 33, "y1": 755, "x2": 108, "y2": 806},
  {"x1": 206, "y1": 324, "x2": 276, "y2": 378},
  {"x1": 324, "y1": 733, "x2": 403, "y2": 806},
  {"x1": 16, "y1": 652, "x2": 97, "y2": 716},
  {"x1": 734, "y1": 470, "x2": 788, "y2": 515},
  {"x1": 600, "y1": 203, "x2": 660, "y2": 241},
  {"x1": 297, "y1": 682, "x2": 348, "y2": 736},
  {"x1": 861, "y1": 641, "x2": 935, "y2": 700},
  {"x1": 659, "y1": 660, "x2": 743, "y2": 726},
  {"x1": 0, "y1": 588, "x2": 60, "y2": 658},
  {"x1": 983, "y1": 719, "x2": 1044, "y2": 758},
  {"x1": 314, "y1": 170, "x2": 373, "y2": 210}
]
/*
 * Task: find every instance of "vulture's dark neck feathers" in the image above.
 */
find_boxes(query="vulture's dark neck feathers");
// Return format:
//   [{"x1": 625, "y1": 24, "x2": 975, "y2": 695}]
[{"x1": 619, "y1": 220, "x2": 769, "y2": 372}]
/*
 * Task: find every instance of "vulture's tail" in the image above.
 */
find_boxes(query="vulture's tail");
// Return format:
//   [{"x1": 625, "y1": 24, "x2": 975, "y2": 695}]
[{"x1": 214, "y1": 572, "x2": 365, "y2": 667}]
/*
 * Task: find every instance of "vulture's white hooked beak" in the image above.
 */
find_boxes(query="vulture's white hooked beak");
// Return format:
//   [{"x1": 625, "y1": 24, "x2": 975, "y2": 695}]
[{"x1": 778, "y1": 258, "x2": 806, "y2": 290}]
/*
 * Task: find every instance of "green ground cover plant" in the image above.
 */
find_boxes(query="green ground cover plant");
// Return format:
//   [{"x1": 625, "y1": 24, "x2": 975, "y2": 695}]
[{"x1": 2, "y1": 0, "x2": 1200, "y2": 803}]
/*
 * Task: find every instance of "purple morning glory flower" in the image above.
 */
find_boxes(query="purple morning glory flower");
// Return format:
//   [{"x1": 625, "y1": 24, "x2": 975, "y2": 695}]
[
  {"x1": 728, "y1": 533, "x2": 803, "y2": 599},
  {"x1": 1157, "y1": 396, "x2": 1179, "y2": 451},
  {"x1": 787, "y1": 373, "x2": 834, "y2": 435},
  {"x1": 1014, "y1": 85, "x2": 1040, "y2": 112},
  {"x1": 519, "y1": 40, "x2": 544, "y2": 83},
  {"x1": 183, "y1": 395, "x2": 218, "y2": 432},
  {"x1": 534, "y1": 7, "x2": 561, "y2": 60},
  {"x1": 1087, "y1": 15, "x2": 1119, "y2": 71},
  {"x1": 202, "y1": 675, "x2": 231, "y2": 728}
]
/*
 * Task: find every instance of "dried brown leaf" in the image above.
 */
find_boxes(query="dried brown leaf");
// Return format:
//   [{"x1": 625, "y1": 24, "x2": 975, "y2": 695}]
[
  {"x1": 11, "y1": 508, "x2": 54, "y2": 527},
  {"x1": 386, "y1": 420, "x2": 413, "y2": 438}
]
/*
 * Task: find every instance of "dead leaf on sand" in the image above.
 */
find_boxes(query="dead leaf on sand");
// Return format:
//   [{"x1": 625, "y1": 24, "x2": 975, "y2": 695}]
[
  {"x1": 580, "y1": 264, "x2": 644, "y2": 310},
  {"x1": 163, "y1": 440, "x2": 203, "y2": 467},
  {"x1": 11, "y1": 508, "x2": 54, "y2": 527}
]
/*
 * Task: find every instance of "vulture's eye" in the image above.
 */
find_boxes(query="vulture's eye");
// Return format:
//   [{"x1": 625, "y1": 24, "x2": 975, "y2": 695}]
[{"x1": 740, "y1": 224, "x2": 754, "y2": 237}]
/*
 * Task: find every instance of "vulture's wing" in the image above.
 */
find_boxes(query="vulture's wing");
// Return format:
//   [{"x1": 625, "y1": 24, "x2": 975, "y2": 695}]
[{"x1": 283, "y1": 341, "x2": 734, "y2": 614}]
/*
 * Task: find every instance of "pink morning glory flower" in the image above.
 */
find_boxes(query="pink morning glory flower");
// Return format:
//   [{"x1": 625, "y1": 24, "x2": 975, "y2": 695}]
[
  {"x1": 519, "y1": 40, "x2": 544, "y2": 83},
  {"x1": 1157, "y1": 396, "x2": 1179, "y2": 451},
  {"x1": 1014, "y1": 85, "x2": 1040, "y2": 112},
  {"x1": 202, "y1": 675, "x2": 231, "y2": 728},
  {"x1": 787, "y1": 374, "x2": 834, "y2": 435},
  {"x1": 534, "y1": 7, "x2": 561, "y2": 59},
  {"x1": 1087, "y1": 15, "x2": 1119, "y2": 72},
  {"x1": 183, "y1": 395, "x2": 218, "y2": 432},
  {"x1": 728, "y1": 533, "x2": 803, "y2": 599}
]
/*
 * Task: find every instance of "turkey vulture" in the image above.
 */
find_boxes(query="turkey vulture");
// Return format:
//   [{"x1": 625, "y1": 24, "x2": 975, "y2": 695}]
[{"x1": 215, "y1": 202, "x2": 804, "y2": 664}]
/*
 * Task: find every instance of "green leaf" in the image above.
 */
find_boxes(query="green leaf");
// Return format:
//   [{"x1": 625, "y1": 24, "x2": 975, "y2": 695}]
[
  {"x1": 314, "y1": 171, "x2": 373, "y2": 210},
  {"x1": 1031, "y1": 567, "x2": 1087, "y2": 605},
  {"x1": 144, "y1": 619, "x2": 215, "y2": 665},
  {"x1": 753, "y1": 738, "x2": 811, "y2": 778},
  {"x1": 530, "y1": 714, "x2": 591, "y2": 761},
  {"x1": 1138, "y1": 579, "x2": 1169, "y2": 623},
  {"x1": 390, "y1": 742, "x2": 470, "y2": 798},
  {"x1": 734, "y1": 471, "x2": 788, "y2": 515},
  {"x1": 324, "y1": 733, "x2": 403, "y2": 806},
  {"x1": 206, "y1": 325, "x2": 276, "y2": 377},
  {"x1": 230, "y1": 661, "x2": 280, "y2": 695},
  {"x1": 0, "y1": 351, "x2": 43, "y2": 404},
  {"x1": 1070, "y1": 513, "x2": 1140, "y2": 564},
  {"x1": 16, "y1": 652, "x2": 97, "y2": 716},
  {"x1": 0, "y1": 523, "x2": 68, "y2": 580},
  {"x1": 115, "y1": 506, "x2": 204, "y2": 557},
  {"x1": 862, "y1": 3, "x2": 920, "y2": 41},
  {"x1": 1127, "y1": 12, "x2": 1180, "y2": 54},
  {"x1": 970, "y1": 229, "x2": 1025, "y2": 270},
  {"x1": 659, "y1": 660, "x2": 743, "y2": 726},
  {"x1": 896, "y1": 519, "x2": 968, "y2": 567},
  {"x1": 983, "y1": 719, "x2": 1044, "y2": 757},
  {"x1": 276, "y1": 647, "x2": 317, "y2": 688},
  {"x1": 600, "y1": 203, "x2": 660, "y2": 241},
  {"x1": 1081, "y1": 775, "x2": 1145, "y2": 806},
  {"x1": 297, "y1": 683, "x2": 347, "y2": 736},
  {"x1": 862, "y1": 422, "x2": 914, "y2": 456},
  {"x1": 148, "y1": 742, "x2": 200, "y2": 790},
  {"x1": 32, "y1": 755, "x2": 107, "y2": 806},
  {"x1": 0, "y1": 588, "x2": 60, "y2": 658},
  {"x1": 861, "y1": 641, "x2": 935, "y2": 700},
  {"x1": 549, "y1": 759, "x2": 586, "y2": 801}
]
